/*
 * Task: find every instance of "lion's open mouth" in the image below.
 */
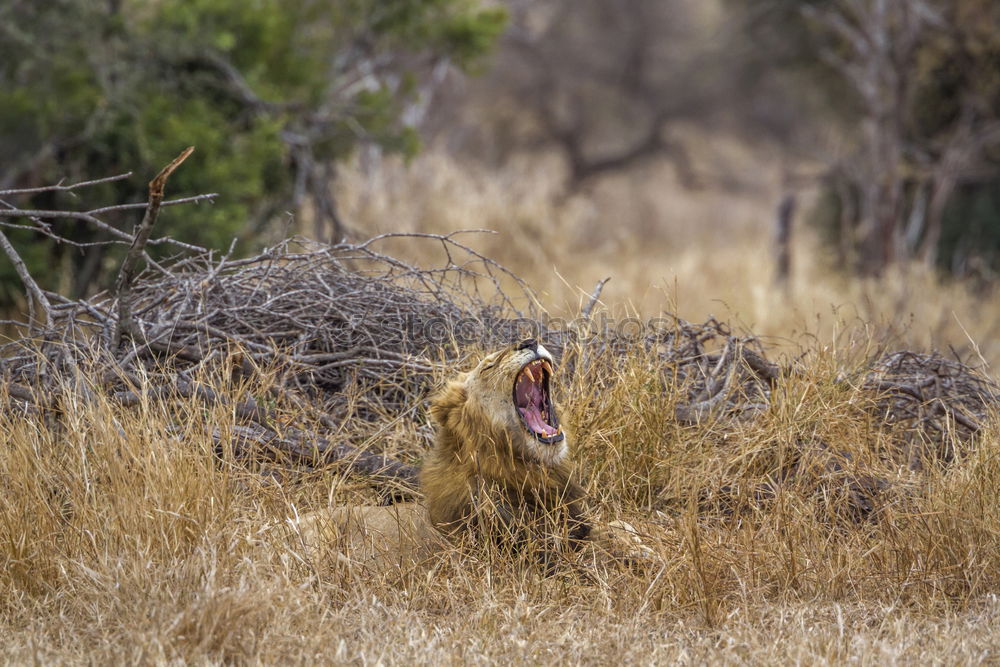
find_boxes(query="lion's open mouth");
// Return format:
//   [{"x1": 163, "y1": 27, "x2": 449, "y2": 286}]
[{"x1": 513, "y1": 358, "x2": 564, "y2": 444}]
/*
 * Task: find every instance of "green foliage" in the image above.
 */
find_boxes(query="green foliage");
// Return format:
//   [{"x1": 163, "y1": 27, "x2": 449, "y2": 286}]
[
  {"x1": 0, "y1": 0, "x2": 506, "y2": 302},
  {"x1": 939, "y1": 185, "x2": 1000, "y2": 278},
  {"x1": 910, "y1": 0, "x2": 1000, "y2": 277}
]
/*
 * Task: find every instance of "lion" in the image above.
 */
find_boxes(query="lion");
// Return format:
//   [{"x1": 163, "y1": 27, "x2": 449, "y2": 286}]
[
  {"x1": 420, "y1": 338, "x2": 591, "y2": 563},
  {"x1": 288, "y1": 338, "x2": 645, "y2": 571}
]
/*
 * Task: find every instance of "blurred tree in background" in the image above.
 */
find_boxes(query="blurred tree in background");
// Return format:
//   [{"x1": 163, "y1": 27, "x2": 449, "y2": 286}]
[
  {"x1": 434, "y1": 0, "x2": 1000, "y2": 281},
  {"x1": 487, "y1": 0, "x2": 720, "y2": 188},
  {"x1": 431, "y1": 0, "x2": 734, "y2": 189},
  {"x1": 738, "y1": 0, "x2": 1000, "y2": 278},
  {"x1": 427, "y1": 0, "x2": 844, "y2": 192},
  {"x1": 0, "y1": 0, "x2": 505, "y2": 301}
]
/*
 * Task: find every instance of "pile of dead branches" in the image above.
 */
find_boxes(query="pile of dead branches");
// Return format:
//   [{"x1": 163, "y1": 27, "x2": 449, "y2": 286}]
[
  {"x1": 0, "y1": 176, "x2": 780, "y2": 494},
  {"x1": 654, "y1": 317, "x2": 779, "y2": 425},
  {"x1": 1, "y1": 228, "x2": 540, "y2": 495},
  {"x1": 567, "y1": 311, "x2": 781, "y2": 426},
  {"x1": 863, "y1": 351, "x2": 1000, "y2": 468},
  {"x1": 4, "y1": 232, "x2": 536, "y2": 406}
]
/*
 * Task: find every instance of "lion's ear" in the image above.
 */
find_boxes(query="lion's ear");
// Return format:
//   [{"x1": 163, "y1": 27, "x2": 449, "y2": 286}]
[{"x1": 429, "y1": 381, "x2": 468, "y2": 426}]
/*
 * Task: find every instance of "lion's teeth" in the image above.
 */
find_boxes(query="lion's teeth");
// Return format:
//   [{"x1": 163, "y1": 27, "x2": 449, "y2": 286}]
[{"x1": 524, "y1": 367, "x2": 535, "y2": 382}]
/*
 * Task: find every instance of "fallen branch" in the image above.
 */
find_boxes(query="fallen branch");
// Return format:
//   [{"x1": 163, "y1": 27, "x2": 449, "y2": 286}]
[
  {"x1": 223, "y1": 424, "x2": 420, "y2": 492},
  {"x1": 5, "y1": 382, "x2": 36, "y2": 404},
  {"x1": 742, "y1": 348, "x2": 783, "y2": 386}
]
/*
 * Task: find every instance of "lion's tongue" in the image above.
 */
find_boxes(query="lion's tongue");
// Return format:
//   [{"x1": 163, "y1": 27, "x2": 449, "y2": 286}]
[
  {"x1": 516, "y1": 376, "x2": 553, "y2": 434},
  {"x1": 520, "y1": 405, "x2": 552, "y2": 435}
]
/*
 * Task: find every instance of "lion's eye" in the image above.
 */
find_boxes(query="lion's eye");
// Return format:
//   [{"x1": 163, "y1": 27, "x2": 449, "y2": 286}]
[{"x1": 479, "y1": 354, "x2": 504, "y2": 373}]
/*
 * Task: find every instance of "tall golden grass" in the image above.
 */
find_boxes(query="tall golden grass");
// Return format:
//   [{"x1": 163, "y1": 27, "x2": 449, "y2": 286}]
[{"x1": 3, "y1": 147, "x2": 1000, "y2": 662}]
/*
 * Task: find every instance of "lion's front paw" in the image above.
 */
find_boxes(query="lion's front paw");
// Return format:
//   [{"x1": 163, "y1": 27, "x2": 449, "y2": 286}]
[{"x1": 599, "y1": 519, "x2": 656, "y2": 564}]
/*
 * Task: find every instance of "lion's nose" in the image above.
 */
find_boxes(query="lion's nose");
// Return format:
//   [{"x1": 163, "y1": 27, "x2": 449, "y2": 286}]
[{"x1": 516, "y1": 338, "x2": 538, "y2": 352}]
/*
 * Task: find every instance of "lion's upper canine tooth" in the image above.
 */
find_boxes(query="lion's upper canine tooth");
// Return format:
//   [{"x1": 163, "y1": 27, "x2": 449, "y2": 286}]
[{"x1": 524, "y1": 367, "x2": 535, "y2": 382}]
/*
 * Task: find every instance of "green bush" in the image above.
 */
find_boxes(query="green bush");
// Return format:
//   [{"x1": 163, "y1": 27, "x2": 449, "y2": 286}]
[{"x1": 0, "y1": 0, "x2": 505, "y2": 300}]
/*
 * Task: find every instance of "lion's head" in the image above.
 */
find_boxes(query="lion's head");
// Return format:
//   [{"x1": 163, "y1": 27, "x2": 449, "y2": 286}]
[{"x1": 429, "y1": 338, "x2": 568, "y2": 467}]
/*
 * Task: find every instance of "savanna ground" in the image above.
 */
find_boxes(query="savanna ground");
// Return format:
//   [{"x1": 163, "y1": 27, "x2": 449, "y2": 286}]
[{"x1": 3, "y1": 141, "x2": 1000, "y2": 664}]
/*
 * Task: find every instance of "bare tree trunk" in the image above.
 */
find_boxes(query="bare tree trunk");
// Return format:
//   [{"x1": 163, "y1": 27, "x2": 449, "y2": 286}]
[
  {"x1": 773, "y1": 193, "x2": 796, "y2": 288},
  {"x1": 834, "y1": 174, "x2": 856, "y2": 270},
  {"x1": 807, "y1": 0, "x2": 920, "y2": 277},
  {"x1": 918, "y1": 175, "x2": 953, "y2": 268},
  {"x1": 305, "y1": 157, "x2": 344, "y2": 243}
]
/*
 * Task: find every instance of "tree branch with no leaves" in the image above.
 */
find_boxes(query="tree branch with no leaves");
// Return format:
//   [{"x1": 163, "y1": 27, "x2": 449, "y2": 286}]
[
  {"x1": 113, "y1": 147, "x2": 195, "y2": 346},
  {"x1": 0, "y1": 230, "x2": 51, "y2": 334}
]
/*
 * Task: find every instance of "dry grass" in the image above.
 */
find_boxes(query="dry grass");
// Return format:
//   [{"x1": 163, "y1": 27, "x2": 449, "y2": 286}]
[
  {"x1": 338, "y1": 144, "x2": 1000, "y2": 368},
  {"x1": 3, "y1": 344, "x2": 1000, "y2": 663},
  {"x1": 4, "y1": 145, "x2": 1000, "y2": 663}
]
